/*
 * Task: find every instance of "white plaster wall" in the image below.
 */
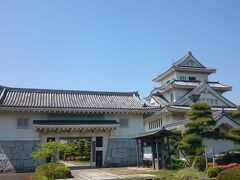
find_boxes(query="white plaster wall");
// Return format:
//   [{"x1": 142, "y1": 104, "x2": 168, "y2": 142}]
[
  {"x1": 181, "y1": 59, "x2": 202, "y2": 67},
  {"x1": 159, "y1": 72, "x2": 176, "y2": 86},
  {"x1": 176, "y1": 72, "x2": 209, "y2": 81},
  {"x1": 0, "y1": 111, "x2": 144, "y2": 166},
  {"x1": 0, "y1": 112, "x2": 47, "y2": 140},
  {"x1": 203, "y1": 138, "x2": 240, "y2": 154},
  {"x1": 198, "y1": 92, "x2": 228, "y2": 106},
  {"x1": 175, "y1": 89, "x2": 189, "y2": 100},
  {"x1": 144, "y1": 112, "x2": 186, "y2": 132},
  {"x1": 162, "y1": 89, "x2": 188, "y2": 103},
  {"x1": 104, "y1": 114, "x2": 144, "y2": 138},
  {"x1": 167, "y1": 114, "x2": 185, "y2": 124},
  {"x1": 162, "y1": 90, "x2": 175, "y2": 102}
]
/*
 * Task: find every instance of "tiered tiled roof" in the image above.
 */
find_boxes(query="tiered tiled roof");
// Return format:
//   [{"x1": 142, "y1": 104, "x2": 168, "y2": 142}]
[
  {"x1": 153, "y1": 51, "x2": 216, "y2": 82},
  {"x1": 0, "y1": 85, "x2": 153, "y2": 113}
]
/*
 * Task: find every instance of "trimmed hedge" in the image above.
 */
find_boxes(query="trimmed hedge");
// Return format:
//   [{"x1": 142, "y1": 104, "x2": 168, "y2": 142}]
[
  {"x1": 35, "y1": 162, "x2": 72, "y2": 179},
  {"x1": 207, "y1": 167, "x2": 221, "y2": 178},
  {"x1": 217, "y1": 166, "x2": 240, "y2": 180},
  {"x1": 194, "y1": 156, "x2": 206, "y2": 171}
]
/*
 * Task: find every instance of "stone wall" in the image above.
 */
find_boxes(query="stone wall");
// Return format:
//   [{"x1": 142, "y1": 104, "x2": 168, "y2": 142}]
[
  {"x1": 104, "y1": 138, "x2": 138, "y2": 167},
  {"x1": 0, "y1": 140, "x2": 40, "y2": 173}
]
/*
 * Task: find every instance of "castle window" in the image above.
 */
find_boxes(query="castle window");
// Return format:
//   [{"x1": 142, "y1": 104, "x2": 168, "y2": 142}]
[
  {"x1": 180, "y1": 76, "x2": 186, "y2": 80},
  {"x1": 170, "y1": 93, "x2": 174, "y2": 102},
  {"x1": 17, "y1": 118, "x2": 29, "y2": 129},
  {"x1": 119, "y1": 119, "x2": 128, "y2": 128},
  {"x1": 189, "y1": 77, "x2": 196, "y2": 81}
]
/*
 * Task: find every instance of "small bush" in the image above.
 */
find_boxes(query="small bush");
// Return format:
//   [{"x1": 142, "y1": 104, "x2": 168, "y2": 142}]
[
  {"x1": 35, "y1": 162, "x2": 72, "y2": 179},
  {"x1": 170, "y1": 159, "x2": 187, "y2": 169},
  {"x1": 207, "y1": 167, "x2": 221, "y2": 178},
  {"x1": 32, "y1": 175, "x2": 48, "y2": 180},
  {"x1": 217, "y1": 166, "x2": 240, "y2": 180},
  {"x1": 194, "y1": 156, "x2": 206, "y2": 171}
]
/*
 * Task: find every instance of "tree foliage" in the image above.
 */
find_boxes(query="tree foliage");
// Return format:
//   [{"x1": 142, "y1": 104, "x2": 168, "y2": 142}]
[
  {"x1": 232, "y1": 105, "x2": 240, "y2": 118},
  {"x1": 32, "y1": 141, "x2": 72, "y2": 162},
  {"x1": 224, "y1": 127, "x2": 240, "y2": 143},
  {"x1": 64, "y1": 139, "x2": 90, "y2": 161},
  {"x1": 178, "y1": 102, "x2": 214, "y2": 156}
]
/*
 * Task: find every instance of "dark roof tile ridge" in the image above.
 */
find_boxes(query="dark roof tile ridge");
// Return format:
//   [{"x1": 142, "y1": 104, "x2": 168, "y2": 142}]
[
  {"x1": 1, "y1": 85, "x2": 138, "y2": 96},
  {"x1": 0, "y1": 88, "x2": 7, "y2": 105}
]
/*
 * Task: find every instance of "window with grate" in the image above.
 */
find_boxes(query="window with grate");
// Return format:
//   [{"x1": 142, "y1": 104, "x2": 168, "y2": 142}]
[
  {"x1": 119, "y1": 119, "x2": 128, "y2": 128},
  {"x1": 17, "y1": 118, "x2": 29, "y2": 129}
]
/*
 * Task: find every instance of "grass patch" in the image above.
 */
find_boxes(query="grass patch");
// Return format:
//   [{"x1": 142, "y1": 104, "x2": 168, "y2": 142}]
[
  {"x1": 65, "y1": 160, "x2": 90, "y2": 166},
  {"x1": 152, "y1": 168, "x2": 208, "y2": 180},
  {"x1": 103, "y1": 167, "x2": 150, "y2": 175},
  {"x1": 103, "y1": 167, "x2": 207, "y2": 180}
]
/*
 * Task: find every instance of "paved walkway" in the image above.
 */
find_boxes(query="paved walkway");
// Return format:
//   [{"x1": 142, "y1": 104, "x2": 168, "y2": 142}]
[
  {"x1": 62, "y1": 161, "x2": 156, "y2": 180},
  {"x1": 70, "y1": 169, "x2": 156, "y2": 180}
]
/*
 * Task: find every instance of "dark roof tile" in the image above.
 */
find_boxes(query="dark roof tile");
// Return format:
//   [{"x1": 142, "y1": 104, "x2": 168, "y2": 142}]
[{"x1": 0, "y1": 85, "x2": 146, "y2": 111}]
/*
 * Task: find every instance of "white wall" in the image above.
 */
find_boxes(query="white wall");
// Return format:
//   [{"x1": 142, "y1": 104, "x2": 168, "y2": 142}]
[
  {"x1": 104, "y1": 114, "x2": 144, "y2": 138},
  {"x1": 203, "y1": 138, "x2": 240, "y2": 154},
  {"x1": 159, "y1": 72, "x2": 176, "y2": 86},
  {"x1": 176, "y1": 72, "x2": 209, "y2": 81},
  {"x1": 144, "y1": 112, "x2": 186, "y2": 131},
  {"x1": 0, "y1": 111, "x2": 144, "y2": 167},
  {"x1": 175, "y1": 89, "x2": 189, "y2": 100},
  {"x1": 0, "y1": 112, "x2": 46, "y2": 140}
]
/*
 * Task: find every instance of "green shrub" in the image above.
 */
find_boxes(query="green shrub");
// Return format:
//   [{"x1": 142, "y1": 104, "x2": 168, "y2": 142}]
[
  {"x1": 35, "y1": 162, "x2": 72, "y2": 179},
  {"x1": 217, "y1": 166, "x2": 240, "y2": 180},
  {"x1": 170, "y1": 159, "x2": 187, "y2": 170},
  {"x1": 32, "y1": 175, "x2": 48, "y2": 180},
  {"x1": 194, "y1": 156, "x2": 206, "y2": 171},
  {"x1": 207, "y1": 167, "x2": 221, "y2": 178}
]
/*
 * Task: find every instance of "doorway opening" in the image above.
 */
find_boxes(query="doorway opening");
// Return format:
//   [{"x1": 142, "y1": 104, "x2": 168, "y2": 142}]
[{"x1": 60, "y1": 137, "x2": 91, "y2": 169}]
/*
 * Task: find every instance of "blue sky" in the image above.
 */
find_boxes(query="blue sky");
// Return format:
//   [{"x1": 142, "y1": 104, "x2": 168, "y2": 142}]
[{"x1": 0, "y1": 0, "x2": 240, "y2": 104}]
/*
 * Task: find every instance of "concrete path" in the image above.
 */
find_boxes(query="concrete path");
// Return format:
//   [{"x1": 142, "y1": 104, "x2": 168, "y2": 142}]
[
  {"x1": 62, "y1": 162, "x2": 156, "y2": 180},
  {"x1": 69, "y1": 169, "x2": 156, "y2": 180}
]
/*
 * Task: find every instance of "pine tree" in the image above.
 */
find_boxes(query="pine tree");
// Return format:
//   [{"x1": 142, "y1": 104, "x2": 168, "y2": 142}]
[{"x1": 178, "y1": 102, "x2": 215, "y2": 156}]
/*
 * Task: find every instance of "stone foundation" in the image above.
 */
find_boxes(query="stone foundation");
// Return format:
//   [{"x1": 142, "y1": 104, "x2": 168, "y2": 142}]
[
  {"x1": 104, "y1": 138, "x2": 138, "y2": 167},
  {"x1": 0, "y1": 140, "x2": 40, "y2": 173}
]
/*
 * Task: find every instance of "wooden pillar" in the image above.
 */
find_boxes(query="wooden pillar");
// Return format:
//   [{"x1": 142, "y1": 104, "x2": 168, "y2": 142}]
[
  {"x1": 141, "y1": 139, "x2": 144, "y2": 167},
  {"x1": 151, "y1": 142, "x2": 155, "y2": 169},
  {"x1": 156, "y1": 140, "x2": 160, "y2": 170},
  {"x1": 136, "y1": 139, "x2": 139, "y2": 168}
]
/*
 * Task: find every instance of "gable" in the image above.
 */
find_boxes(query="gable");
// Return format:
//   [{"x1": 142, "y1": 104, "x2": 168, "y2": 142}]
[
  {"x1": 214, "y1": 115, "x2": 240, "y2": 129},
  {"x1": 180, "y1": 56, "x2": 205, "y2": 68},
  {"x1": 174, "y1": 51, "x2": 206, "y2": 68},
  {"x1": 175, "y1": 83, "x2": 236, "y2": 107},
  {"x1": 149, "y1": 97, "x2": 158, "y2": 106}
]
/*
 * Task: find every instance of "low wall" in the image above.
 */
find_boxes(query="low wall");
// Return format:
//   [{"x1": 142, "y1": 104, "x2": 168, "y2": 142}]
[
  {"x1": 203, "y1": 138, "x2": 240, "y2": 155},
  {"x1": 104, "y1": 138, "x2": 138, "y2": 167},
  {"x1": 0, "y1": 140, "x2": 40, "y2": 173}
]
